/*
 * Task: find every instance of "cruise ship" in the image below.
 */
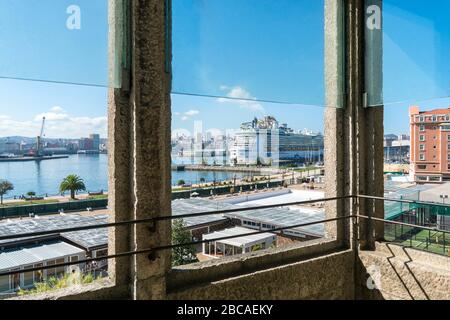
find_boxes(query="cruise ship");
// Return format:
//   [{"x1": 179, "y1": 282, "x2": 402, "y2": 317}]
[{"x1": 230, "y1": 116, "x2": 324, "y2": 166}]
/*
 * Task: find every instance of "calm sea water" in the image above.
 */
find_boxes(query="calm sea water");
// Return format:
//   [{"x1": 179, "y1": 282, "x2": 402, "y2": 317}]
[{"x1": 0, "y1": 154, "x2": 247, "y2": 199}]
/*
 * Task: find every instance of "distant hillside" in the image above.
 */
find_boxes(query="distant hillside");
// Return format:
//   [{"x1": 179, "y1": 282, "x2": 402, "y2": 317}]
[{"x1": 0, "y1": 136, "x2": 35, "y2": 144}]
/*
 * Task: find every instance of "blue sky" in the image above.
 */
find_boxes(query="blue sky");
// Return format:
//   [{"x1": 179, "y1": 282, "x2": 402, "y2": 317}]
[{"x1": 1, "y1": 0, "x2": 450, "y2": 139}]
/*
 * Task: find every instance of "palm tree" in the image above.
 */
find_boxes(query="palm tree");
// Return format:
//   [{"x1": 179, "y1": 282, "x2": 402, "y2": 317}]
[
  {"x1": 0, "y1": 180, "x2": 14, "y2": 205},
  {"x1": 59, "y1": 175, "x2": 86, "y2": 200}
]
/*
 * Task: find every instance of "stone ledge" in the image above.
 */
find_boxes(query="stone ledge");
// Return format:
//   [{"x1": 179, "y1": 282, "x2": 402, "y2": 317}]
[
  {"x1": 357, "y1": 243, "x2": 450, "y2": 300},
  {"x1": 168, "y1": 238, "x2": 343, "y2": 291},
  {"x1": 7, "y1": 279, "x2": 129, "y2": 300},
  {"x1": 168, "y1": 249, "x2": 354, "y2": 300}
]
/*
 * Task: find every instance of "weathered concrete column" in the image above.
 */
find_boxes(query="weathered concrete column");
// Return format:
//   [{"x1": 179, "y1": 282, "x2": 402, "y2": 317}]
[
  {"x1": 359, "y1": 0, "x2": 384, "y2": 249},
  {"x1": 324, "y1": 0, "x2": 351, "y2": 247},
  {"x1": 325, "y1": 0, "x2": 384, "y2": 251},
  {"x1": 130, "y1": 0, "x2": 172, "y2": 300},
  {"x1": 365, "y1": 0, "x2": 385, "y2": 242},
  {"x1": 107, "y1": 0, "x2": 133, "y2": 293},
  {"x1": 108, "y1": 0, "x2": 172, "y2": 299}
]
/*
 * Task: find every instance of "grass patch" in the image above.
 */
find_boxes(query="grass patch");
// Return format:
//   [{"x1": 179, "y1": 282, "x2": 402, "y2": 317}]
[
  {"x1": 0, "y1": 199, "x2": 59, "y2": 207},
  {"x1": 17, "y1": 272, "x2": 103, "y2": 296},
  {"x1": 86, "y1": 194, "x2": 108, "y2": 200}
]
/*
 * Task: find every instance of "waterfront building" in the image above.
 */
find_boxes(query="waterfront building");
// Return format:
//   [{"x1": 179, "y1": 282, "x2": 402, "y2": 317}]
[
  {"x1": 409, "y1": 106, "x2": 450, "y2": 183},
  {"x1": 90, "y1": 134, "x2": 101, "y2": 151},
  {"x1": 384, "y1": 134, "x2": 410, "y2": 163},
  {"x1": 79, "y1": 138, "x2": 94, "y2": 151},
  {"x1": 78, "y1": 134, "x2": 101, "y2": 153},
  {"x1": 230, "y1": 116, "x2": 324, "y2": 166},
  {"x1": 0, "y1": 141, "x2": 20, "y2": 155}
]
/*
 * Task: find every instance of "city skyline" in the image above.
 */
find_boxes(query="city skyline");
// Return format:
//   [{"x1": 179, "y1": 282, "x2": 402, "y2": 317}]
[{"x1": 3, "y1": 1, "x2": 450, "y2": 137}]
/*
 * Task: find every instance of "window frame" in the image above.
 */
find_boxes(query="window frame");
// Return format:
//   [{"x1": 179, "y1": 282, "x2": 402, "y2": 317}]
[
  {"x1": 3, "y1": 0, "x2": 369, "y2": 300},
  {"x1": 167, "y1": 0, "x2": 371, "y2": 290}
]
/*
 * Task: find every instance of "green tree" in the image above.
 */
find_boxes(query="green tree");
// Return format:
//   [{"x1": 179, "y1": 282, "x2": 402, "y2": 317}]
[
  {"x1": 172, "y1": 219, "x2": 198, "y2": 267},
  {"x1": 0, "y1": 180, "x2": 14, "y2": 205},
  {"x1": 199, "y1": 178, "x2": 206, "y2": 184},
  {"x1": 177, "y1": 179, "x2": 186, "y2": 186},
  {"x1": 59, "y1": 174, "x2": 86, "y2": 199}
]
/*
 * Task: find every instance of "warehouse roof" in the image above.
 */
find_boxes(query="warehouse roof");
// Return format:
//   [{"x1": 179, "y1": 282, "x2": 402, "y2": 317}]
[
  {"x1": 203, "y1": 227, "x2": 276, "y2": 247},
  {"x1": 0, "y1": 241, "x2": 84, "y2": 271},
  {"x1": 172, "y1": 199, "x2": 230, "y2": 228},
  {"x1": 0, "y1": 214, "x2": 108, "y2": 250},
  {"x1": 173, "y1": 198, "x2": 324, "y2": 237}
]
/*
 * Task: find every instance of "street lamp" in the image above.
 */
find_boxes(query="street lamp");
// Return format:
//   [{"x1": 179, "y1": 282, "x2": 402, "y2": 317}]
[{"x1": 440, "y1": 194, "x2": 448, "y2": 204}]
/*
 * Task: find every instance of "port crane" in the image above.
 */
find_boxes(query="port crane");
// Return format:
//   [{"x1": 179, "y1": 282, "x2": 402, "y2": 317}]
[{"x1": 35, "y1": 116, "x2": 46, "y2": 157}]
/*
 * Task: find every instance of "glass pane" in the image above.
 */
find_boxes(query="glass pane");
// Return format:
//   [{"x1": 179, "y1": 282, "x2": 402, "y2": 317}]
[
  {"x1": 23, "y1": 266, "x2": 34, "y2": 287},
  {"x1": 33, "y1": 264, "x2": 44, "y2": 283},
  {"x1": 366, "y1": 0, "x2": 450, "y2": 107},
  {"x1": 46, "y1": 261, "x2": 56, "y2": 279},
  {"x1": 0, "y1": 0, "x2": 116, "y2": 87},
  {"x1": 0, "y1": 275, "x2": 9, "y2": 293},
  {"x1": 172, "y1": 0, "x2": 344, "y2": 108}
]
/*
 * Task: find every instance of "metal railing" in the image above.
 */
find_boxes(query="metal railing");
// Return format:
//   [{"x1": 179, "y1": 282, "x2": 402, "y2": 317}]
[{"x1": 0, "y1": 195, "x2": 449, "y2": 279}]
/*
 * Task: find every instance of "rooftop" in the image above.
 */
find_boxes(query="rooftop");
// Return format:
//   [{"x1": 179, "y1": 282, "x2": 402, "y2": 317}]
[
  {"x1": 0, "y1": 214, "x2": 109, "y2": 250},
  {"x1": 172, "y1": 197, "x2": 325, "y2": 237},
  {"x1": 171, "y1": 199, "x2": 231, "y2": 228},
  {"x1": 0, "y1": 241, "x2": 85, "y2": 271},
  {"x1": 203, "y1": 226, "x2": 276, "y2": 247}
]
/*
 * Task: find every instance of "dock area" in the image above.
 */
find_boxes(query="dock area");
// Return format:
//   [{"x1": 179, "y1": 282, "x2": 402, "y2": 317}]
[{"x1": 0, "y1": 155, "x2": 69, "y2": 162}]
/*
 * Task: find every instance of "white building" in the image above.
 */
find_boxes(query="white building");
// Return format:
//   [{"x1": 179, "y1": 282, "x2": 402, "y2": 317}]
[
  {"x1": 0, "y1": 242, "x2": 86, "y2": 294},
  {"x1": 202, "y1": 227, "x2": 277, "y2": 258}
]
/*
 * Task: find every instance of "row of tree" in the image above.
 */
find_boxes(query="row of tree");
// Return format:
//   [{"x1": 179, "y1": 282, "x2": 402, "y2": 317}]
[{"x1": 0, "y1": 174, "x2": 87, "y2": 205}]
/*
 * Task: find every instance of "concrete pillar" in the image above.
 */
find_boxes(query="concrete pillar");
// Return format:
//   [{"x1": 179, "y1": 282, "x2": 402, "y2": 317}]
[
  {"x1": 325, "y1": 0, "x2": 384, "y2": 250},
  {"x1": 107, "y1": 0, "x2": 133, "y2": 293},
  {"x1": 324, "y1": 0, "x2": 351, "y2": 246},
  {"x1": 359, "y1": 0, "x2": 385, "y2": 248},
  {"x1": 130, "y1": 0, "x2": 172, "y2": 300},
  {"x1": 108, "y1": 0, "x2": 172, "y2": 300}
]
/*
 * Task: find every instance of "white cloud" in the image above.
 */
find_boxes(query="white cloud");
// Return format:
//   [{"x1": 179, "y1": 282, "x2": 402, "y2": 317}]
[
  {"x1": 34, "y1": 112, "x2": 69, "y2": 122},
  {"x1": 174, "y1": 109, "x2": 200, "y2": 121},
  {"x1": 50, "y1": 106, "x2": 65, "y2": 113},
  {"x1": 0, "y1": 107, "x2": 107, "y2": 139},
  {"x1": 218, "y1": 86, "x2": 264, "y2": 112},
  {"x1": 184, "y1": 110, "x2": 199, "y2": 116}
]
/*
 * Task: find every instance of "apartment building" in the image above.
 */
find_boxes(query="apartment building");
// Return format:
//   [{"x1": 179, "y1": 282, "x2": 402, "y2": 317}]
[{"x1": 409, "y1": 106, "x2": 450, "y2": 183}]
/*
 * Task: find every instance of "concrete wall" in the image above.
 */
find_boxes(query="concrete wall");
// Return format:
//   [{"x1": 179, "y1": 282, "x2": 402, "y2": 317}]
[{"x1": 167, "y1": 250, "x2": 354, "y2": 300}]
